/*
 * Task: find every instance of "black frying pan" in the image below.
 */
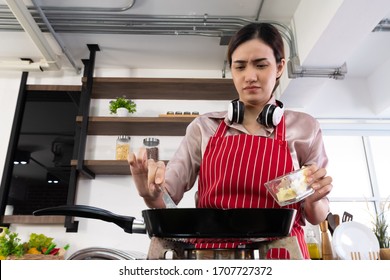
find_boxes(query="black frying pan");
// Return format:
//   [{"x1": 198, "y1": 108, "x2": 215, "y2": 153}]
[{"x1": 33, "y1": 205, "x2": 296, "y2": 239}]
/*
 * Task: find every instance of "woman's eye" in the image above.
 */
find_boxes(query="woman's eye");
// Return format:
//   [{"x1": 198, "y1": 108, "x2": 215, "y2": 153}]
[{"x1": 235, "y1": 65, "x2": 245, "y2": 70}]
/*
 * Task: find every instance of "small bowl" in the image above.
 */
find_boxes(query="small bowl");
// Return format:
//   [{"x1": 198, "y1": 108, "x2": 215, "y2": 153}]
[{"x1": 264, "y1": 168, "x2": 314, "y2": 206}]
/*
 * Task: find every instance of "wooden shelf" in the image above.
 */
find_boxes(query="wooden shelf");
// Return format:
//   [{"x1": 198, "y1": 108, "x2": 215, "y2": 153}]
[
  {"x1": 77, "y1": 116, "x2": 195, "y2": 136},
  {"x1": 83, "y1": 77, "x2": 236, "y2": 100},
  {"x1": 71, "y1": 160, "x2": 169, "y2": 175},
  {"x1": 71, "y1": 160, "x2": 130, "y2": 175},
  {"x1": 26, "y1": 84, "x2": 82, "y2": 92},
  {"x1": 2, "y1": 215, "x2": 66, "y2": 224}
]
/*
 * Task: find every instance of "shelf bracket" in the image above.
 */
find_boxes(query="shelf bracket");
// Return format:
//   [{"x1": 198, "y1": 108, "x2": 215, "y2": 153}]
[
  {"x1": 75, "y1": 44, "x2": 100, "y2": 179},
  {"x1": 64, "y1": 45, "x2": 99, "y2": 231}
]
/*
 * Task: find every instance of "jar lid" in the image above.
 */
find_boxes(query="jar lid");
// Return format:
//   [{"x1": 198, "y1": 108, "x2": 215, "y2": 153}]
[
  {"x1": 143, "y1": 137, "x2": 159, "y2": 146},
  {"x1": 118, "y1": 135, "x2": 131, "y2": 140}
]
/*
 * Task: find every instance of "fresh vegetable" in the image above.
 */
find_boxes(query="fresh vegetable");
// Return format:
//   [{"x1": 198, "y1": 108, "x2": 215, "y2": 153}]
[
  {"x1": 27, "y1": 247, "x2": 41, "y2": 254},
  {"x1": 27, "y1": 233, "x2": 53, "y2": 252},
  {"x1": 0, "y1": 229, "x2": 69, "y2": 258},
  {"x1": 49, "y1": 248, "x2": 60, "y2": 255},
  {"x1": 0, "y1": 228, "x2": 25, "y2": 257},
  {"x1": 44, "y1": 242, "x2": 57, "y2": 255}
]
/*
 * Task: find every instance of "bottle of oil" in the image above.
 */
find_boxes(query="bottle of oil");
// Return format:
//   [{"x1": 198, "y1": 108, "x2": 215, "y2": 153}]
[{"x1": 306, "y1": 229, "x2": 321, "y2": 260}]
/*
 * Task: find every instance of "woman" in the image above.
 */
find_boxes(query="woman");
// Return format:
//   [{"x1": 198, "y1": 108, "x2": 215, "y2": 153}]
[{"x1": 128, "y1": 23, "x2": 333, "y2": 259}]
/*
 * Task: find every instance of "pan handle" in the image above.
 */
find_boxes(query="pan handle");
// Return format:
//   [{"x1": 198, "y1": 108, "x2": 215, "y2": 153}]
[{"x1": 33, "y1": 205, "x2": 146, "y2": 234}]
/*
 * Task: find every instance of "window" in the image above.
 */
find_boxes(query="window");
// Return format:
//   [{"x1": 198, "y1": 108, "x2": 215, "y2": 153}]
[
  {"x1": 322, "y1": 134, "x2": 390, "y2": 227},
  {"x1": 368, "y1": 136, "x2": 390, "y2": 198}
]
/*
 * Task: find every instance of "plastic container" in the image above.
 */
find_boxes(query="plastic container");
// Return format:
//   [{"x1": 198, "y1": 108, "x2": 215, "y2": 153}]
[
  {"x1": 264, "y1": 168, "x2": 314, "y2": 206},
  {"x1": 143, "y1": 137, "x2": 160, "y2": 161},
  {"x1": 116, "y1": 135, "x2": 131, "y2": 160}
]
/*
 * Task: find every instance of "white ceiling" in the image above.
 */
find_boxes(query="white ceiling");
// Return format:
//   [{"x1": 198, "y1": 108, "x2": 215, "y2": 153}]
[
  {"x1": 1, "y1": 0, "x2": 390, "y2": 117},
  {"x1": 0, "y1": 0, "x2": 302, "y2": 70}
]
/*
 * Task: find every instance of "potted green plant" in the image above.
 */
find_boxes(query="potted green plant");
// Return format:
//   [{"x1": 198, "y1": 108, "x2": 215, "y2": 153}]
[
  {"x1": 372, "y1": 200, "x2": 390, "y2": 259},
  {"x1": 109, "y1": 97, "x2": 136, "y2": 116}
]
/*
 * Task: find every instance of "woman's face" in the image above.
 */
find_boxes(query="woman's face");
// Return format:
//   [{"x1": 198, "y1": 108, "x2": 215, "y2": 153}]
[{"x1": 230, "y1": 38, "x2": 285, "y2": 107}]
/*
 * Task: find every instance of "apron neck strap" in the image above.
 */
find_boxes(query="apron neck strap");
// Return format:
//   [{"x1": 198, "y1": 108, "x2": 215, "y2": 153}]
[
  {"x1": 274, "y1": 116, "x2": 286, "y2": 140},
  {"x1": 215, "y1": 116, "x2": 286, "y2": 140}
]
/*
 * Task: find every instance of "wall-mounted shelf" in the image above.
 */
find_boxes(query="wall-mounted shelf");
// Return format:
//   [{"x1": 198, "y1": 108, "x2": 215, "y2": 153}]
[
  {"x1": 26, "y1": 84, "x2": 82, "y2": 93},
  {"x1": 74, "y1": 77, "x2": 236, "y2": 176},
  {"x1": 83, "y1": 77, "x2": 236, "y2": 100},
  {"x1": 76, "y1": 116, "x2": 195, "y2": 136},
  {"x1": 71, "y1": 160, "x2": 169, "y2": 175},
  {"x1": 71, "y1": 160, "x2": 129, "y2": 175},
  {"x1": 2, "y1": 215, "x2": 66, "y2": 224}
]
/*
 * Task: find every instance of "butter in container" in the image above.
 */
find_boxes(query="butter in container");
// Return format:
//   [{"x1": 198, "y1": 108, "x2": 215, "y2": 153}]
[{"x1": 264, "y1": 168, "x2": 314, "y2": 206}]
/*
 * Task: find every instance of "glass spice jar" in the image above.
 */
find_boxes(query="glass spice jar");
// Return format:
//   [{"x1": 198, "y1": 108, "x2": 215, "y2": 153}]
[
  {"x1": 116, "y1": 135, "x2": 131, "y2": 160},
  {"x1": 143, "y1": 137, "x2": 160, "y2": 161}
]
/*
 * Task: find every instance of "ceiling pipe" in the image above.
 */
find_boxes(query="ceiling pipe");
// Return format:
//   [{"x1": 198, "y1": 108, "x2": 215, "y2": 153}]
[
  {"x1": 4, "y1": 0, "x2": 61, "y2": 72},
  {"x1": 31, "y1": 0, "x2": 136, "y2": 13},
  {"x1": 30, "y1": 0, "x2": 81, "y2": 74},
  {"x1": 372, "y1": 18, "x2": 390, "y2": 32},
  {"x1": 0, "y1": 0, "x2": 136, "y2": 72},
  {"x1": 0, "y1": 0, "x2": 136, "y2": 13},
  {"x1": 0, "y1": 2, "x2": 347, "y2": 78},
  {"x1": 255, "y1": 0, "x2": 265, "y2": 21},
  {"x1": 287, "y1": 56, "x2": 347, "y2": 80},
  {"x1": 0, "y1": 58, "x2": 43, "y2": 71}
]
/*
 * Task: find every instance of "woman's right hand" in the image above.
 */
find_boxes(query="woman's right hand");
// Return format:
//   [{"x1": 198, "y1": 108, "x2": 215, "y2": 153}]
[{"x1": 128, "y1": 148, "x2": 167, "y2": 207}]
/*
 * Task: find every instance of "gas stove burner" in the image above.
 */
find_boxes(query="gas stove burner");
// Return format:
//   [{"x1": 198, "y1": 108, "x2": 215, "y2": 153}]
[{"x1": 147, "y1": 236, "x2": 303, "y2": 260}]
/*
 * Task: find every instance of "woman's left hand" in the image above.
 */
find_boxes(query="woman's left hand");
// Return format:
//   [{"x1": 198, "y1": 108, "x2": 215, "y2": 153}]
[
  {"x1": 304, "y1": 164, "x2": 333, "y2": 203},
  {"x1": 303, "y1": 164, "x2": 333, "y2": 224}
]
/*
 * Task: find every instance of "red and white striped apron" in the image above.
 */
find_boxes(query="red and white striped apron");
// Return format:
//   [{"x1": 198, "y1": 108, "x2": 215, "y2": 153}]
[{"x1": 196, "y1": 117, "x2": 309, "y2": 259}]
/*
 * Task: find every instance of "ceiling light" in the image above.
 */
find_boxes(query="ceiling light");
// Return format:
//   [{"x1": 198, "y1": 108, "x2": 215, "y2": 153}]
[
  {"x1": 13, "y1": 150, "x2": 30, "y2": 165},
  {"x1": 47, "y1": 173, "x2": 59, "y2": 184}
]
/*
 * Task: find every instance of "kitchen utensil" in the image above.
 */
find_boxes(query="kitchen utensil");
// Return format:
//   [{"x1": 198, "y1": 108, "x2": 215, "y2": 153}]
[
  {"x1": 369, "y1": 251, "x2": 380, "y2": 260},
  {"x1": 350, "y1": 251, "x2": 361, "y2": 260},
  {"x1": 161, "y1": 186, "x2": 177, "y2": 208},
  {"x1": 350, "y1": 251, "x2": 380, "y2": 260},
  {"x1": 332, "y1": 221, "x2": 380, "y2": 260},
  {"x1": 33, "y1": 205, "x2": 297, "y2": 239},
  {"x1": 326, "y1": 212, "x2": 340, "y2": 235},
  {"x1": 342, "y1": 211, "x2": 353, "y2": 222},
  {"x1": 319, "y1": 220, "x2": 333, "y2": 260}
]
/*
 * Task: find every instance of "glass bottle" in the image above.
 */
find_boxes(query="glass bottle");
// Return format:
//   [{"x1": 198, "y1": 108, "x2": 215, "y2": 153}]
[
  {"x1": 306, "y1": 229, "x2": 321, "y2": 260},
  {"x1": 116, "y1": 135, "x2": 131, "y2": 160},
  {"x1": 143, "y1": 137, "x2": 160, "y2": 161}
]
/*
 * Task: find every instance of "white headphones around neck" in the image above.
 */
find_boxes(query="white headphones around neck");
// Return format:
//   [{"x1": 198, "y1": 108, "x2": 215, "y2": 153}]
[{"x1": 228, "y1": 99, "x2": 284, "y2": 128}]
